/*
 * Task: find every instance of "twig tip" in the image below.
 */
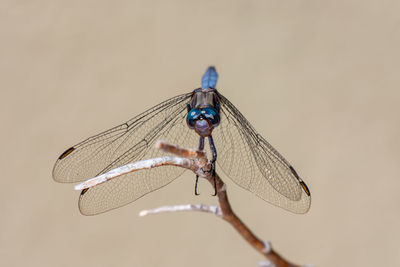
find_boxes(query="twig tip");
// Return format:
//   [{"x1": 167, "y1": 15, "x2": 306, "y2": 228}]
[
  {"x1": 154, "y1": 140, "x2": 165, "y2": 149},
  {"x1": 139, "y1": 210, "x2": 148, "y2": 217},
  {"x1": 258, "y1": 260, "x2": 273, "y2": 267}
]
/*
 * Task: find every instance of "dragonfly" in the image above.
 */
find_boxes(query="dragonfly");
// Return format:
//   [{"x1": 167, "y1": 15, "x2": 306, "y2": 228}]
[{"x1": 53, "y1": 66, "x2": 311, "y2": 216}]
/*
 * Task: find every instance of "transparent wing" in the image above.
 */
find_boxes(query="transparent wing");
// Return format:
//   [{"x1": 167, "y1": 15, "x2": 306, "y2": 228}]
[
  {"x1": 213, "y1": 92, "x2": 311, "y2": 214},
  {"x1": 78, "y1": 120, "x2": 199, "y2": 215},
  {"x1": 53, "y1": 92, "x2": 201, "y2": 215},
  {"x1": 53, "y1": 92, "x2": 193, "y2": 183}
]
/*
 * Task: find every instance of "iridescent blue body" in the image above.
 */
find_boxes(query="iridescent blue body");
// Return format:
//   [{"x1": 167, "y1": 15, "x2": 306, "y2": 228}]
[
  {"x1": 186, "y1": 67, "x2": 221, "y2": 137},
  {"x1": 201, "y1": 66, "x2": 219, "y2": 90},
  {"x1": 186, "y1": 66, "x2": 221, "y2": 194}
]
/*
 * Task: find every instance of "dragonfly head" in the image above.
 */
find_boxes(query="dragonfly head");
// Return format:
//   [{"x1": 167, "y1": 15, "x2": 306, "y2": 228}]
[{"x1": 187, "y1": 107, "x2": 220, "y2": 137}]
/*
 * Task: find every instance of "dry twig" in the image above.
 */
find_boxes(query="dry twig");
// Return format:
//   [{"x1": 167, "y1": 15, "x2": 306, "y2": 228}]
[{"x1": 75, "y1": 140, "x2": 306, "y2": 267}]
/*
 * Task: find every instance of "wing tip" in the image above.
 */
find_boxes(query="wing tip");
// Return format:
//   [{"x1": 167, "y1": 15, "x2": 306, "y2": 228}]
[
  {"x1": 289, "y1": 166, "x2": 311, "y2": 197},
  {"x1": 58, "y1": 146, "x2": 75, "y2": 160},
  {"x1": 299, "y1": 180, "x2": 310, "y2": 196},
  {"x1": 80, "y1": 188, "x2": 89, "y2": 196}
]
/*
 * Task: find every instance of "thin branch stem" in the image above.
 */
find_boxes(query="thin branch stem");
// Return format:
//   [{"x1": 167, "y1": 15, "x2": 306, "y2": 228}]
[
  {"x1": 205, "y1": 172, "x2": 300, "y2": 267},
  {"x1": 76, "y1": 141, "x2": 306, "y2": 266},
  {"x1": 154, "y1": 141, "x2": 302, "y2": 267}
]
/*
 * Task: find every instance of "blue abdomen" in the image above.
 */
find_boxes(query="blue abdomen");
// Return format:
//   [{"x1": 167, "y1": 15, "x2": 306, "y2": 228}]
[{"x1": 201, "y1": 66, "x2": 218, "y2": 89}]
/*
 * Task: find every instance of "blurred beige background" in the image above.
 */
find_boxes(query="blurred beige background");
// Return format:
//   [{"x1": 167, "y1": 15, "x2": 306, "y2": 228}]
[{"x1": 1, "y1": 1, "x2": 399, "y2": 266}]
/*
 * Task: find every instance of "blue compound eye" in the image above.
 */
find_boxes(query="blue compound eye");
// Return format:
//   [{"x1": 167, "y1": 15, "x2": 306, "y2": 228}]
[
  {"x1": 186, "y1": 109, "x2": 202, "y2": 128},
  {"x1": 201, "y1": 107, "x2": 220, "y2": 126}
]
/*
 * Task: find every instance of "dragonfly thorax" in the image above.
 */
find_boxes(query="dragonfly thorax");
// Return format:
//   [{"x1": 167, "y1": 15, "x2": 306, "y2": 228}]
[{"x1": 187, "y1": 88, "x2": 221, "y2": 137}]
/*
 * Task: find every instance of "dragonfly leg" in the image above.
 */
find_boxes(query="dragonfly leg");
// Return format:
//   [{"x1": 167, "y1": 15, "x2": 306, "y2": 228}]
[
  {"x1": 208, "y1": 135, "x2": 218, "y2": 196},
  {"x1": 195, "y1": 175, "x2": 200, "y2": 195},
  {"x1": 187, "y1": 104, "x2": 192, "y2": 112},
  {"x1": 195, "y1": 137, "x2": 205, "y2": 195}
]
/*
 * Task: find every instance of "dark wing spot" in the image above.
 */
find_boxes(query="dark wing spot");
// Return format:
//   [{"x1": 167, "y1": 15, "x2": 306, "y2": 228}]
[
  {"x1": 300, "y1": 181, "x2": 310, "y2": 196},
  {"x1": 58, "y1": 147, "x2": 75, "y2": 160},
  {"x1": 290, "y1": 166, "x2": 311, "y2": 196},
  {"x1": 80, "y1": 188, "x2": 89, "y2": 196}
]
